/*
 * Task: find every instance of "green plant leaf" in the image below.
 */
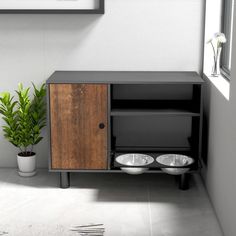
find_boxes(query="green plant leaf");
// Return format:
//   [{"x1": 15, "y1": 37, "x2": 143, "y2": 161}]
[{"x1": 0, "y1": 82, "x2": 46, "y2": 152}]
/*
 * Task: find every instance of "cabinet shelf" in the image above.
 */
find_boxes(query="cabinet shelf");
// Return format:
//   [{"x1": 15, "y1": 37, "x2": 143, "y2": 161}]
[
  {"x1": 111, "y1": 109, "x2": 200, "y2": 116},
  {"x1": 111, "y1": 100, "x2": 200, "y2": 117},
  {"x1": 114, "y1": 146, "x2": 191, "y2": 152}
]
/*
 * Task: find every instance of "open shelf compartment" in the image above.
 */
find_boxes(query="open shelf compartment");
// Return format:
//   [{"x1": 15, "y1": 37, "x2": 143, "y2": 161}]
[
  {"x1": 111, "y1": 84, "x2": 201, "y2": 116},
  {"x1": 111, "y1": 116, "x2": 194, "y2": 149},
  {"x1": 109, "y1": 82, "x2": 202, "y2": 174}
]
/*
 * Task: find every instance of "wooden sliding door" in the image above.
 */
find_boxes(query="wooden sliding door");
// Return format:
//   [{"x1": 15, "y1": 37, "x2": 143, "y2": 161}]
[{"x1": 50, "y1": 84, "x2": 108, "y2": 170}]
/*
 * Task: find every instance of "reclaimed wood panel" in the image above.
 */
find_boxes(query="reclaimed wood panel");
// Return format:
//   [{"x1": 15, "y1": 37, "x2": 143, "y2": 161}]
[{"x1": 50, "y1": 84, "x2": 108, "y2": 170}]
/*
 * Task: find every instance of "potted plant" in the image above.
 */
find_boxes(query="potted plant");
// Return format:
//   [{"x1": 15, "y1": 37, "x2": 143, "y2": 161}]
[{"x1": 0, "y1": 83, "x2": 46, "y2": 176}]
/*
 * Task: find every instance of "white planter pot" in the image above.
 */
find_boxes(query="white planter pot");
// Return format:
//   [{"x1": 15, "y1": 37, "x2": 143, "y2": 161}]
[{"x1": 17, "y1": 153, "x2": 36, "y2": 177}]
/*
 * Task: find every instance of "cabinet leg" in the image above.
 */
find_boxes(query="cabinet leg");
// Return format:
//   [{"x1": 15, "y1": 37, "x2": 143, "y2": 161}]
[
  {"x1": 60, "y1": 172, "x2": 70, "y2": 188},
  {"x1": 179, "y1": 173, "x2": 189, "y2": 190}
]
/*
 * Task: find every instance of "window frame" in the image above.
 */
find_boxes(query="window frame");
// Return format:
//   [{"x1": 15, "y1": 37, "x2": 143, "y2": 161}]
[{"x1": 221, "y1": 0, "x2": 234, "y2": 80}]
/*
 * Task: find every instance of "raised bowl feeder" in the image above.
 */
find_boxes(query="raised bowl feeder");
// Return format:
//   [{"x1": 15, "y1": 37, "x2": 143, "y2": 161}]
[
  {"x1": 116, "y1": 153, "x2": 154, "y2": 175},
  {"x1": 156, "y1": 154, "x2": 194, "y2": 175}
]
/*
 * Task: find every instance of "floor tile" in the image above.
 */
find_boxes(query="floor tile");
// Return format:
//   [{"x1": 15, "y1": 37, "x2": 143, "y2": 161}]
[
  {"x1": 148, "y1": 174, "x2": 223, "y2": 236},
  {"x1": 0, "y1": 169, "x2": 222, "y2": 236}
]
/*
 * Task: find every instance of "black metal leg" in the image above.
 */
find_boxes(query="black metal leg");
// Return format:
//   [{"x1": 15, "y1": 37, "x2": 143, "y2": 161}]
[
  {"x1": 179, "y1": 173, "x2": 189, "y2": 190},
  {"x1": 60, "y1": 172, "x2": 70, "y2": 188}
]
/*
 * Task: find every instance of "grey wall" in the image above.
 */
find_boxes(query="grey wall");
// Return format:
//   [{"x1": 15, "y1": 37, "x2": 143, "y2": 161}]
[
  {"x1": 0, "y1": 0, "x2": 204, "y2": 167},
  {"x1": 202, "y1": 3, "x2": 236, "y2": 236}
]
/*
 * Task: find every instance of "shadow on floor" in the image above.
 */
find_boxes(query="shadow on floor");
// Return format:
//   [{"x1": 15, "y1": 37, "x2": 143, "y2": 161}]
[
  {"x1": 70, "y1": 173, "x2": 202, "y2": 202},
  {"x1": 0, "y1": 169, "x2": 203, "y2": 203}
]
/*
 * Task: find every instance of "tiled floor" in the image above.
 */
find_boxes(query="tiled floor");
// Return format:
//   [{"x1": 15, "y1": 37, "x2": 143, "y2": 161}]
[{"x1": 0, "y1": 169, "x2": 223, "y2": 236}]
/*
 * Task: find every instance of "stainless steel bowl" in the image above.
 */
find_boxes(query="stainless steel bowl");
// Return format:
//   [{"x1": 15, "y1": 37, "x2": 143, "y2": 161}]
[
  {"x1": 156, "y1": 154, "x2": 194, "y2": 175},
  {"x1": 116, "y1": 153, "x2": 154, "y2": 175}
]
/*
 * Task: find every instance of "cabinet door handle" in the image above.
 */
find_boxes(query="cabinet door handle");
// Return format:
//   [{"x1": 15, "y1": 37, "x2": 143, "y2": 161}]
[{"x1": 99, "y1": 123, "x2": 105, "y2": 129}]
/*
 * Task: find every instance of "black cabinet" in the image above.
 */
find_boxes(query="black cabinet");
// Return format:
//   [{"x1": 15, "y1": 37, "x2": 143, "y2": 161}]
[{"x1": 47, "y1": 71, "x2": 204, "y2": 188}]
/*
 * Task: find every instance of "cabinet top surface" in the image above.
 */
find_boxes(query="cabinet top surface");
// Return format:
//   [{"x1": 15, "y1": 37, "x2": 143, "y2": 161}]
[{"x1": 47, "y1": 71, "x2": 204, "y2": 84}]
